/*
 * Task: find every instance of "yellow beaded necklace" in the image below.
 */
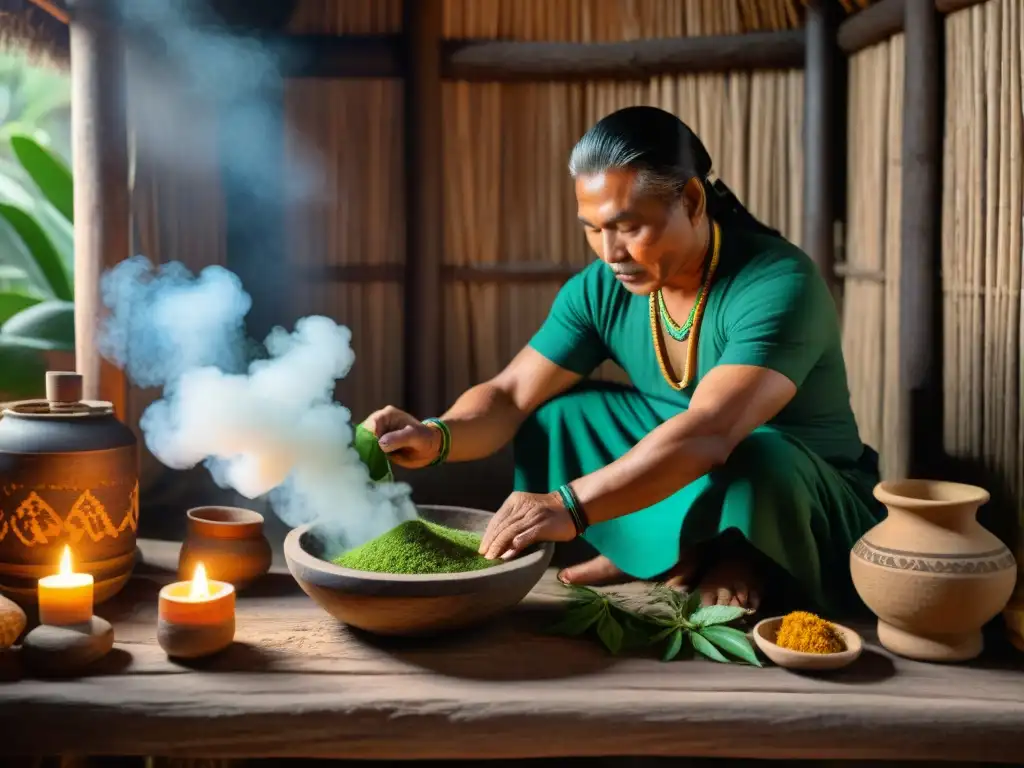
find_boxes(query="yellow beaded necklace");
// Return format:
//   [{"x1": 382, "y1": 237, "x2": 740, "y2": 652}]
[{"x1": 649, "y1": 220, "x2": 721, "y2": 391}]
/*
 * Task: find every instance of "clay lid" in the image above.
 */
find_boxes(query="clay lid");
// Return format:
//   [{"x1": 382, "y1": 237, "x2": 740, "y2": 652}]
[{"x1": 1, "y1": 371, "x2": 113, "y2": 419}]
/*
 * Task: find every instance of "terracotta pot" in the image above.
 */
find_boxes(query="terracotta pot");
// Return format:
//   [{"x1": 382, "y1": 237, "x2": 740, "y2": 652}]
[
  {"x1": 1004, "y1": 598, "x2": 1024, "y2": 653},
  {"x1": 0, "y1": 372, "x2": 139, "y2": 608},
  {"x1": 178, "y1": 506, "x2": 271, "y2": 590},
  {"x1": 850, "y1": 479, "x2": 1017, "y2": 662}
]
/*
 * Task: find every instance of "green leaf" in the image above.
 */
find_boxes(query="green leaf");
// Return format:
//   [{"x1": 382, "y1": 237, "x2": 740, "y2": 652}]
[
  {"x1": 638, "y1": 623, "x2": 676, "y2": 646},
  {"x1": 563, "y1": 583, "x2": 604, "y2": 604},
  {"x1": 681, "y1": 590, "x2": 703, "y2": 618},
  {"x1": 0, "y1": 265, "x2": 29, "y2": 286},
  {"x1": 698, "y1": 625, "x2": 762, "y2": 667},
  {"x1": 0, "y1": 202, "x2": 72, "y2": 300},
  {"x1": 0, "y1": 290, "x2": 41, "y2": 324},
  {"x1": 688, "y1": 604, "x2": 749, "y2": 628},
  {"x1": 546, "y1": 600, "x2": 604, "y2": 637},
  {"x1": 691, "y1": 631, "x2": 730, "y2": 663},
  {"x1": 0, "y1": 335, "x2": 47, "y2": 398},
  {"x1": 662, "y1": 628, "x2": 684, "y2": 661},
  {"x1": 596, "y1": 610, "x2": 624, "y2": 655},
  {"x1": 0, "y1": 299, "x2": 75, "y2": 350},
  {"x1": 353, "y1": 423, "x2": 393, "y2": 483},
  {"x1": 9, "y1": 133, "x2": 73, "y2": 223}
]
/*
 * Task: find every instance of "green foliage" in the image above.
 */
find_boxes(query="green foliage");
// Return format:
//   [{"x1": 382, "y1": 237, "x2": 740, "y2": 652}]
[
  {"x1": 548, "y1": 583, "x2": 763, "y2": 666},
  {"x1": 353, "y1": 423, "x2": 395, "y2": 483},
  {"x1": 0, "y1": 59, "x2": 74, "y2": 398}
]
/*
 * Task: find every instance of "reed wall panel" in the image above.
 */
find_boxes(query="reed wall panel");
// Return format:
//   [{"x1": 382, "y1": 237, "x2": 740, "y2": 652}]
[
  {"x1": 287, "y1": 0, "x2": 403, "y2": 33},
  {"x1": 124, "y1": 65, "x2": 229, "y2": 490},
  {"x1": 440, "y1": 2, "x2": 805, "y2": 403},
  {"x1": 942, "y1": 1, "x2": 1023, "y2": 581},
  {"x1": 283, "y1": 79, "x2": 405, "y2": 422},
  {"x1": 841, "y1": 35, "x2": 904, "y2": 480}
]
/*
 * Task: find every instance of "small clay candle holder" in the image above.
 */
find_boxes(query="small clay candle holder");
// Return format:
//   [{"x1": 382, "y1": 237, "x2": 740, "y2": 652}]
[
  {"x1": 178, "y1": 506, "x2": 272, "y2": 591},
  {"x1": 23, "y1": 545, "x2": 114, "y2": 676},
  {"x1": 158, "y1": 563, "x2": 236, "y2": 659}
]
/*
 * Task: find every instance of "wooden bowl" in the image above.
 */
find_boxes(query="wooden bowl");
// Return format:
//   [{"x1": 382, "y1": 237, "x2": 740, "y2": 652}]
[
  {"x1": 283, "y1": 504, "x2": 554, "y2": 636},
  {"x1": 752, "y1": 616, "x2": 864, "y2": 671}
]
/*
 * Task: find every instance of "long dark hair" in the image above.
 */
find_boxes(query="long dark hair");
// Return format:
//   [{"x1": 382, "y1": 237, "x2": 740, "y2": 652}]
[{"x1": 568, "y1": 105, "x2": 781, "y2": 239}]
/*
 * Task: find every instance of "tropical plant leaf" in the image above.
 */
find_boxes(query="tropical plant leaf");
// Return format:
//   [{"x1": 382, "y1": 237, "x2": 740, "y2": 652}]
[
  {"x1": 596, "y1": 611, "x2": 624, "y2": 655},
  {"x1": 0, "y1": 335, "x2": 47, "y2": 398},
  {"x1": 0, "y1": 202, "x2": 72, "y2": 300},
  {"x1": 662, "y1": 628, "x2": 685, "y2": 661},
  {"x1": 0, "y1": 299, "x2": 75, "y2": 350},
  {"x1": 698, "y1": 625, "x2": 762, "y2": 667},
  {"x1": 9, "y1": 133, "x2": 73, "y2": 223},
  {"x1": 546, "y1": 600, "x2": 604, "y2": 637},
  {"x1": 688, "y1": 604, "x2": 749, "y2": 628},
  {"x1": 353, "y1": 423, "x2": 393, "y2": 483},
  {"x1": 690, "y1": 631, "x2": 730, "y2": 663},
  {"x1": 564, "y1": 583, "x2": 605, "y2": 604},
  {"x1": 0, "y1": 290, "x2": 41, "y2": 324}
]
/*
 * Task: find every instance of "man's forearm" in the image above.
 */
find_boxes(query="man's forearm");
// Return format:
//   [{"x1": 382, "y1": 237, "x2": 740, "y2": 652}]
[
  {"x1": 569, "y1": 409, "x2": 733, "y2": 525},
  {"x1": 436, "y1": 382, "x2": 529, "y2": 463}
]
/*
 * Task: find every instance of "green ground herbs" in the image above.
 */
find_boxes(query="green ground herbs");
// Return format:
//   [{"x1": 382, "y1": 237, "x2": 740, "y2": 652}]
[{"x1": 333, "y1": 519, "x2": 498, "y2": 575}]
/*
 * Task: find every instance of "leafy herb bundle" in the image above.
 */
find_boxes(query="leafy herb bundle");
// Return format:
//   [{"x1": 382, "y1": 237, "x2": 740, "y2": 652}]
[{"x1": 547, "y1": 583, "x2": 762, "y2": 666}]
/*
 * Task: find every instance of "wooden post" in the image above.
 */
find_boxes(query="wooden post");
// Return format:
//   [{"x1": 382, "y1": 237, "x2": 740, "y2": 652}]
[
  {"x1": 403, "y1": 0, "x2": 443, "y2": 417},
  {"x1": 68, "y1": 0, "x2": 129, "y2": 418},
  {"x1": 802, "y1": 0, "x2": 839, "y2": 296},
  {"x1": 899, "y1": 0, "x2": 942, "y2": 477}
]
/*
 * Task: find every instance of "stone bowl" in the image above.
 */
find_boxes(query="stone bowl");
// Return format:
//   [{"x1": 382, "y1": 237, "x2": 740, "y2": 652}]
[
  {"x1": 752, "y1": 615, "x2": 864, "y2": 672},
  {"x1": 283, "y1": 504, "x2": 555, "y2": 636}
]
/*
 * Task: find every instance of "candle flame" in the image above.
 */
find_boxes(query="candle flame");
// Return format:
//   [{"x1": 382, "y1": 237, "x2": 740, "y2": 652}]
[
  {"x1": 189, "y1": 562, "x2": 211, "y2": 600},
  {"x1": 58, "y1": 545, "x2": 73, "y2": 576}
]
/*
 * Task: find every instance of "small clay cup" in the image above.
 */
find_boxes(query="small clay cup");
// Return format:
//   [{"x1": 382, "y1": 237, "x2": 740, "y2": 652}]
[{"x1": 178, "y1": 506, "x2": 272, "y2": 591}]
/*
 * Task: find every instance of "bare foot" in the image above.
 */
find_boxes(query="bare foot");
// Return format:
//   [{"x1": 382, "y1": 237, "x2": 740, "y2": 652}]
[
  {"x1": 558, "y1": 555, "x2": 631, "y2": 586},
  {"x1": 695, "y1": 557, "x2": 761, "y2": 611}
]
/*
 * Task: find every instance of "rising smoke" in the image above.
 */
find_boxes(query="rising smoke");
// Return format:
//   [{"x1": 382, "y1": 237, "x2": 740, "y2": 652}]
[
  {"x1": 99, "y1": 257, "x2": 417, "y2": 555},
  {"x1": 95, "y1": 1, "x2": 416, "y2": 556}
]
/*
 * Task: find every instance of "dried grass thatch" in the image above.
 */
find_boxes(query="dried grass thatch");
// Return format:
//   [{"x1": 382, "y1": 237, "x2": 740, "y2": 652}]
[{"x1": 0, "y1": 0, "x2": 69, "y2": 68}]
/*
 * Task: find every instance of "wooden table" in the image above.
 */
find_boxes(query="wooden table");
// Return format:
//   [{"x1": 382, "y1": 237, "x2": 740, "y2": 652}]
[{"x1": 1, "y1": 539, "x2": 1022, "y2": 763}]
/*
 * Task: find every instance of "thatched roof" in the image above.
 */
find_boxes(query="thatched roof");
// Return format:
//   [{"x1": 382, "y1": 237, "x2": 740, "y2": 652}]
[{"x1": 0, "y1": 0, "x2": 69, "y2": 69}]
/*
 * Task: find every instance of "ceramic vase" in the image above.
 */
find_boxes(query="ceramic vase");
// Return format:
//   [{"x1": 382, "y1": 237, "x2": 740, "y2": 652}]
[
  {"x1": 0, "y1": 372, "x2": 139, "y2": 608},
  {"x1": 850, "y1": 479, "x2": 1017, "y2": 662},
  {"x1": 178, "y1": 506, "x2": 272, "y2": 590}
]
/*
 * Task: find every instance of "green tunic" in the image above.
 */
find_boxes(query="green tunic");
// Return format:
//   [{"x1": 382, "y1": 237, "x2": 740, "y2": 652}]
[{"x1": 515, "y1": 226, "x2": 883, "y2": 612}]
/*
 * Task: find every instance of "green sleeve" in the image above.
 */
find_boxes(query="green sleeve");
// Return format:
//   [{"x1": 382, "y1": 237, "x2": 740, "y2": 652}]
[
  {"x1": 716, "y1": 252, "x2": 834, "y2": 387},
  {"x1": 528, "y1": 263, "x2": 608, "y2": 376}
]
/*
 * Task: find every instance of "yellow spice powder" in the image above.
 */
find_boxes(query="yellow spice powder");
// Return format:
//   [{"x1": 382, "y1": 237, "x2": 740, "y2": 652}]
[{"x1": 775, "y1": 611, "x2": 846, "y2": 654}]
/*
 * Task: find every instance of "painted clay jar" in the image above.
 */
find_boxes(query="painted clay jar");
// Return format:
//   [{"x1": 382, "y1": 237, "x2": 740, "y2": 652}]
[
  {"x1": 178, "y1": 506, "x2": 271, "y2": 590},
  {"x1": 850, "y1": 479, "x2": 1017, "y2": 662},
  {"x1": 0, "y1": 372, "x2": 139, "y2": 608}
]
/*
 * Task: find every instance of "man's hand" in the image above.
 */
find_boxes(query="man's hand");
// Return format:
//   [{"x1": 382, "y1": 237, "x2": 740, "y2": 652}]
[
  {"x1": 479, "y1": 491, "x2": 578, "y2": 560},
  {"x1": 361, "y1": 406, "x2": 442, "y2": 469}
]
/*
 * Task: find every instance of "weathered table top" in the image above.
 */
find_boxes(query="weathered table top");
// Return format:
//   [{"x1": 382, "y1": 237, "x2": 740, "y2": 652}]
[{"x1": 1, "y1": 538, "x2": 1022, "y2": 762}]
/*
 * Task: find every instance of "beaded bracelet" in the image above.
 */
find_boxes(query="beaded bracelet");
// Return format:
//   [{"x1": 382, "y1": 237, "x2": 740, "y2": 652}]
[
  {"x1": 556, "y1": 483, "x2": 589, "y2": 536},
  {"x1": 421, "y1": 418, "x2": 451, "y2": 466}
]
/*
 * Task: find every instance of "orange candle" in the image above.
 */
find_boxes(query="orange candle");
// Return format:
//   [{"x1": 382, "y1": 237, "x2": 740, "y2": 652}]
[
  {"x1": 38, "y1": 545, "x2": 93, "y2": 626},
  {"x1": 157, "y1": 563, "x2": 235, "y2": 658}
]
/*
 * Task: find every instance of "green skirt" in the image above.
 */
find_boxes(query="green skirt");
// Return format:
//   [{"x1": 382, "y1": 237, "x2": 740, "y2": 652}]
[{"x1": 513, "y1": 381, "x2": 884, "y2": 612}]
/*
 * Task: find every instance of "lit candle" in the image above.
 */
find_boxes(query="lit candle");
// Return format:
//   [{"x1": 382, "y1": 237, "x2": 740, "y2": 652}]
[
  {"x1": 38, "y1": 545, "x2": 94, "y2": 626},
  {"x1": 157, "y1": 562, "x2": 236, "y2": 659}
]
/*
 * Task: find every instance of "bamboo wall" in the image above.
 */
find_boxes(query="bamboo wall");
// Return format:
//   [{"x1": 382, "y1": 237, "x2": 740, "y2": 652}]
[
  {"x1": 439, "y1": 1, "x2": 806, "y2": 402},
  {"x1": 841, "y1": 34, "x2": 905, "y2": 480},
  {"x1": 124, "y1": 0, "x2": 807, "y2": 485},
  {"x1": 125, "y1": 61, "x2": 229, "y2": 490},
  {"x1": 942, "y1": 0, "x2": 1023, "y2": 583}
]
